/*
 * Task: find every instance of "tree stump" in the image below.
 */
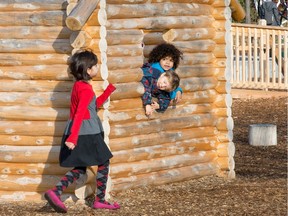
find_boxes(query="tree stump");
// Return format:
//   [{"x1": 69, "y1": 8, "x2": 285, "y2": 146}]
[{"x1": 248, "y1": 124, "x2": 277, "y2": 146}]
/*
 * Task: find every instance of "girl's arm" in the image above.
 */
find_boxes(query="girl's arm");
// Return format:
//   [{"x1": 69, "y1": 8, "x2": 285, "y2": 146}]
[{"x1": 96, "y1": 83, "x2": 116, "y2": 108}]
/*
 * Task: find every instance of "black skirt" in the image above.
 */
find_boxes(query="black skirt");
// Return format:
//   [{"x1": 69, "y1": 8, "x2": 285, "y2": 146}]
[{"x1": 59, "y1": 133, "x2": 113, "y2": 167}]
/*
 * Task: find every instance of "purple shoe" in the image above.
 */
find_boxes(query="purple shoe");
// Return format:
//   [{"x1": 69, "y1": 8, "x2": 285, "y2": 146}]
[
  {"x1": 44, "y1": 189, "x2": 67, "y2": 213},
  {"x1": 93, "y1": 201, "x2": 120, "y2": 210}
]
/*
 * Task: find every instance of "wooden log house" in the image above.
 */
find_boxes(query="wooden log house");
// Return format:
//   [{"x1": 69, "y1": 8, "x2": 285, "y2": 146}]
[{"x1": 0, "y1": 0, "x2": 244, "y2": 202}]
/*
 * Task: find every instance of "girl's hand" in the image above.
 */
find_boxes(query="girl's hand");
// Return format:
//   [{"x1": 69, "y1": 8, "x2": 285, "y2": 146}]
[
  {"x1": 174, "y1": 91, "x2": 182, "y2": 104},
  {"x1": 145, "y1": 104, "x2": 154, "y2": 117},
  {"x1": 65, "y1": 141, "x2": 75, "y2": 150},
  {"x1": 151, "y1": 101, "x2": 160, "y2": 110}
]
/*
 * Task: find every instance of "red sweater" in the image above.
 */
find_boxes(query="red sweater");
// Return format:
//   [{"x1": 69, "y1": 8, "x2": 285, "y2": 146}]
[{"x1": 65, "y1": 81, "x2": 116, "y2": 145}]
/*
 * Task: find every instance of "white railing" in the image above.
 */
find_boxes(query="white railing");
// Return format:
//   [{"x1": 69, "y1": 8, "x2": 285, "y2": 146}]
[{"x1": 230, "y1": 23, "x2": 288, "y2": 90}]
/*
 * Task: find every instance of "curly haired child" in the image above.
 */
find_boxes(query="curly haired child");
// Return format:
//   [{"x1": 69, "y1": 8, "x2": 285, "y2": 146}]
[{"x1": 144, "y1": 42, "x2": 183, "y2": 103}]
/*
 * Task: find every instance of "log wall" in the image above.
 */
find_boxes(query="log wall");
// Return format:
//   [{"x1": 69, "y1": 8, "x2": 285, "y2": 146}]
[{"x1": 0, "y1": 0, "x2": 236, "y2": 202}]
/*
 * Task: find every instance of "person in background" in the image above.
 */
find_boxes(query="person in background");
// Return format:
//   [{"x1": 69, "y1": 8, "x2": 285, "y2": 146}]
[
  {"x1": 263, "y1": 0, "x2": 281, "y2": 26},
  {"x1": 143, "y1": 43, "x2": 183, "y2": 105},
  {"x1": 44, "y1": 49, "x2": 120, "y2": 213}
]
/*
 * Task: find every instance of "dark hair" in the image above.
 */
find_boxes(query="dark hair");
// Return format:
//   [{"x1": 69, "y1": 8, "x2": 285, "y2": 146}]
[
  {"x1": 164, "y1": 70, "x2": 180, "y2": 92},
  {"x1": 68, "y1": 49, "x2": 98, "y2": 81},
  {"x1": 148, "y1": 43, "x2": 183, "y2": 69}
]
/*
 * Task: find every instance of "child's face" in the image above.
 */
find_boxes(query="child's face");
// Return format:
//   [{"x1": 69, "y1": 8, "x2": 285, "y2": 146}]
[
  {"x1": 159, "y1": 56, "x2": 174, "y2": 71},
  {"x1": 157, "y1": 73, "x2": 172, "y2": 92},
  {"x1": 87, "y1": 64, "x2": 99, "y2": 78}
]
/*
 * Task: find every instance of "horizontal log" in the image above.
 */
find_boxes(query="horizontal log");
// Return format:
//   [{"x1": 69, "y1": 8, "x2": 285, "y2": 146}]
[
  {"x1": 109, "y1": 114, "x2": 215, "y2": 138},
  {"x1": 106, "y1": 0, "x2": 149, "y2": 3},
  {"x1": 214, "y1": 31, "x2": 226, "y2": 44},
  {"x1": 111, "y1": 82, "x2": 144, "y2": 100},
  {"x1": 110, "y1": 151, "x2": 217, "y2": 178},
  {"x1": 0, "y1": 174, "x2": 76, "y2": 193},
  {"x1": 106, "y1": 0, "x2": 214, "y2": 3},
  {"x1": 0, "y1": 39, "x2": 72, "y2": 54},
  {"x1": 211, "y1": 107, "x2": 232, "y2": 117},
  {"x1": 106, "y1": 16, "x2": 214, "y2": 30},
  {"x1": 106, "y1": 44, "x2": 143, "y2": 57},
  {"x1": 0, "y1": 0, "x2": 68, "y2": 11},
  {"x1": 214, "y1": 66, "x2": 231, "y2": 81},
  {"x1": 111, "y1": 77, "x2": 217, "y2": 101},
  {"x1": 0, "y1": 65, "x2": 72, "y2": 81},
  {"x1": 147, "y1": 0, "x2": 214, "y2": 4},
  {"x1": 216, "y1": 130, "x2": 233, "y2": 142},
  {"x1": 181, "y1": 53, "x2": 216, "y2": 65},
  {"x1": 0, "y1": 26, "x2": 72, "y2": 39},
  {"x1": 212, "y1": 7, "x2": 230, "y2": 20},
  {"x1": 0, "y1": 121, "x2": 66, "y2": 136},
  {"x1": 109, "y1": 98, "x2": 143, "y2": 110},
  {"x1": 110, "y1": 132, "x2": 217, "y2": 152},
  {"x1": 144, "y1": 40, "x2": 216, "y2": 55},
  {"x1": 0, "y1": 163, "x2": 69, "y2": 175},
  {"x1": 213, "y1": 94, "x2": 232, "y2": 108},
  {"x1": 0, "y1": 146, "x2": 60, "y2": 163},
  {"x1": 70, "y1": 31, "x2": 92, "y2": 49},
  {"x1": 0, "y1": 135, "x2": 61, "y2": 146},
  {"x1": 176, "y1": 65, "x2": 217, "y2": 78},
  {"x1": 0, "y1": 53, "x2": 70, "y2": 66},
  {"x1": 0, "y1": 92, "x2": 70, "y2": 107},
  {"x1": 0, "y1": 11, "x2": 66, "y2": 26},
  {"x1": 217, "y1": 142, "x2": 235, "y2": 157},
  {"x1": 0, "y1": 106, "x2": 69, "y2": 121},
  {"x1": 0, "y1": 105, "x2": 104, "y2": 121},
  {"x1": 66, "y1": 0, "x2": 100, "y2": 30},
  {"x1": 0, "y1": 80, "x2": 103, "y2": 92},
  {"x1": 109, "y1": 89, "x2": 219, "y2": 111},
  {"x1": 106, "y1": 29, "x2": 144, "y2": 45},
  {"x1": 111, "y1": 162, "x2": 218, "y2": 192},
  {"x1": 217, "y1": 156, "x2": 235, "y2": 171},
  {"x1": 107, "y1": 56, "x2": 143, "y2": 70},
  {"x1": 82, "y1": 26, "x2": 102, "y2": 39},
  {"x1": 215, "y1": 81, "x2": 231, "y2": 94},
  {"x1": 172, "y1": 40, "x2": 216, "y2": 53},
  {"x1": 107, "y1": 68, "x2": 143, "y2": 83},
  {"x1": 213, "y1": 20, "x2": 226, "y2": 32},
  {"x1": 216, "y1": 117, "x2": 234, "y2": 131},
  {"x1": 106, "y1": 3, "x2": 212, "y2": 19},
  {"x1": 143, "y1": 31, "x2": 166, "y2": 45},
  {"x1": 163, "y1": 28, "x2": 216, "y2": 42},
  {"x1": 213, "y1": 58, "x2": 226, "y2": 68},
  {"x1": 181, "y1": 77, "x2": 217, "y2": 92},
  {"x1": 112, "y1": 142, "x2": 217, "y2": 165},
  {"x1": 107, "y1": 103, "x2": 213, "y2": 123},
  {"x1": 213, "y1": 44, "x2": 226, "y2": 58},
  {"x1": 212, "y1": 0, "x2": 226, "y2": 7}
]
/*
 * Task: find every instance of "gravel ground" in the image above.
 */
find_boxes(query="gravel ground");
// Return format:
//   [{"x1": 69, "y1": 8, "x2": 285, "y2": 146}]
[{"x1": 0, "y1": 96, "x2": 287, "y2": 216}]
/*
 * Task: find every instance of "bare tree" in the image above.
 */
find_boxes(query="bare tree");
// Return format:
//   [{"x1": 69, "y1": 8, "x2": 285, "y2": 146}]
[{"x1": 246, "y1": 0, "x2": 251, "y2": 23}]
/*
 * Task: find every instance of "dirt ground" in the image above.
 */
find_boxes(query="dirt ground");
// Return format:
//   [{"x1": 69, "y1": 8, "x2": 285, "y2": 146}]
[{"x1": 0, "y1": 95, "x2": 287, "y2": 216}]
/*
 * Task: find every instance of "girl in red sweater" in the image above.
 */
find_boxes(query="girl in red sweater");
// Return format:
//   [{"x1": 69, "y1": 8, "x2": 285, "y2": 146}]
[{"x1": 44, "y1": 49, "x2": 120, "y2": 213}]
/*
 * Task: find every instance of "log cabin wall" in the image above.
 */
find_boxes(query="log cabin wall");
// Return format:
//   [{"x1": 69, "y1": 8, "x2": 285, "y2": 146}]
[{"x1": 0, "y1": 0, "x2": 235, "y2": 202}]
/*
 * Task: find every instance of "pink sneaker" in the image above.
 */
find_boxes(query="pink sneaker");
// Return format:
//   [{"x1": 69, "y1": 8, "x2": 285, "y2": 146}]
[
  {"x1": 44, "y1": 189, "x2": 67, "y2": 213},
  {"x1": 93, "y1": 201, "x2": 120, "y2": 210}
]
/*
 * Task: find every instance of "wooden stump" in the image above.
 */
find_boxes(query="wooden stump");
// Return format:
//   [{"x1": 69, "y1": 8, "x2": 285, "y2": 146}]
[{"x1": 248, "y1": 124, "x2": 277, "y2": 146}]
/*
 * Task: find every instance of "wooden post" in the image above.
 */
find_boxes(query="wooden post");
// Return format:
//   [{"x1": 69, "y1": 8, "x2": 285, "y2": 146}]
[{"x1": 248, "y1": 124, "x2": 277, "y2": 146}]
